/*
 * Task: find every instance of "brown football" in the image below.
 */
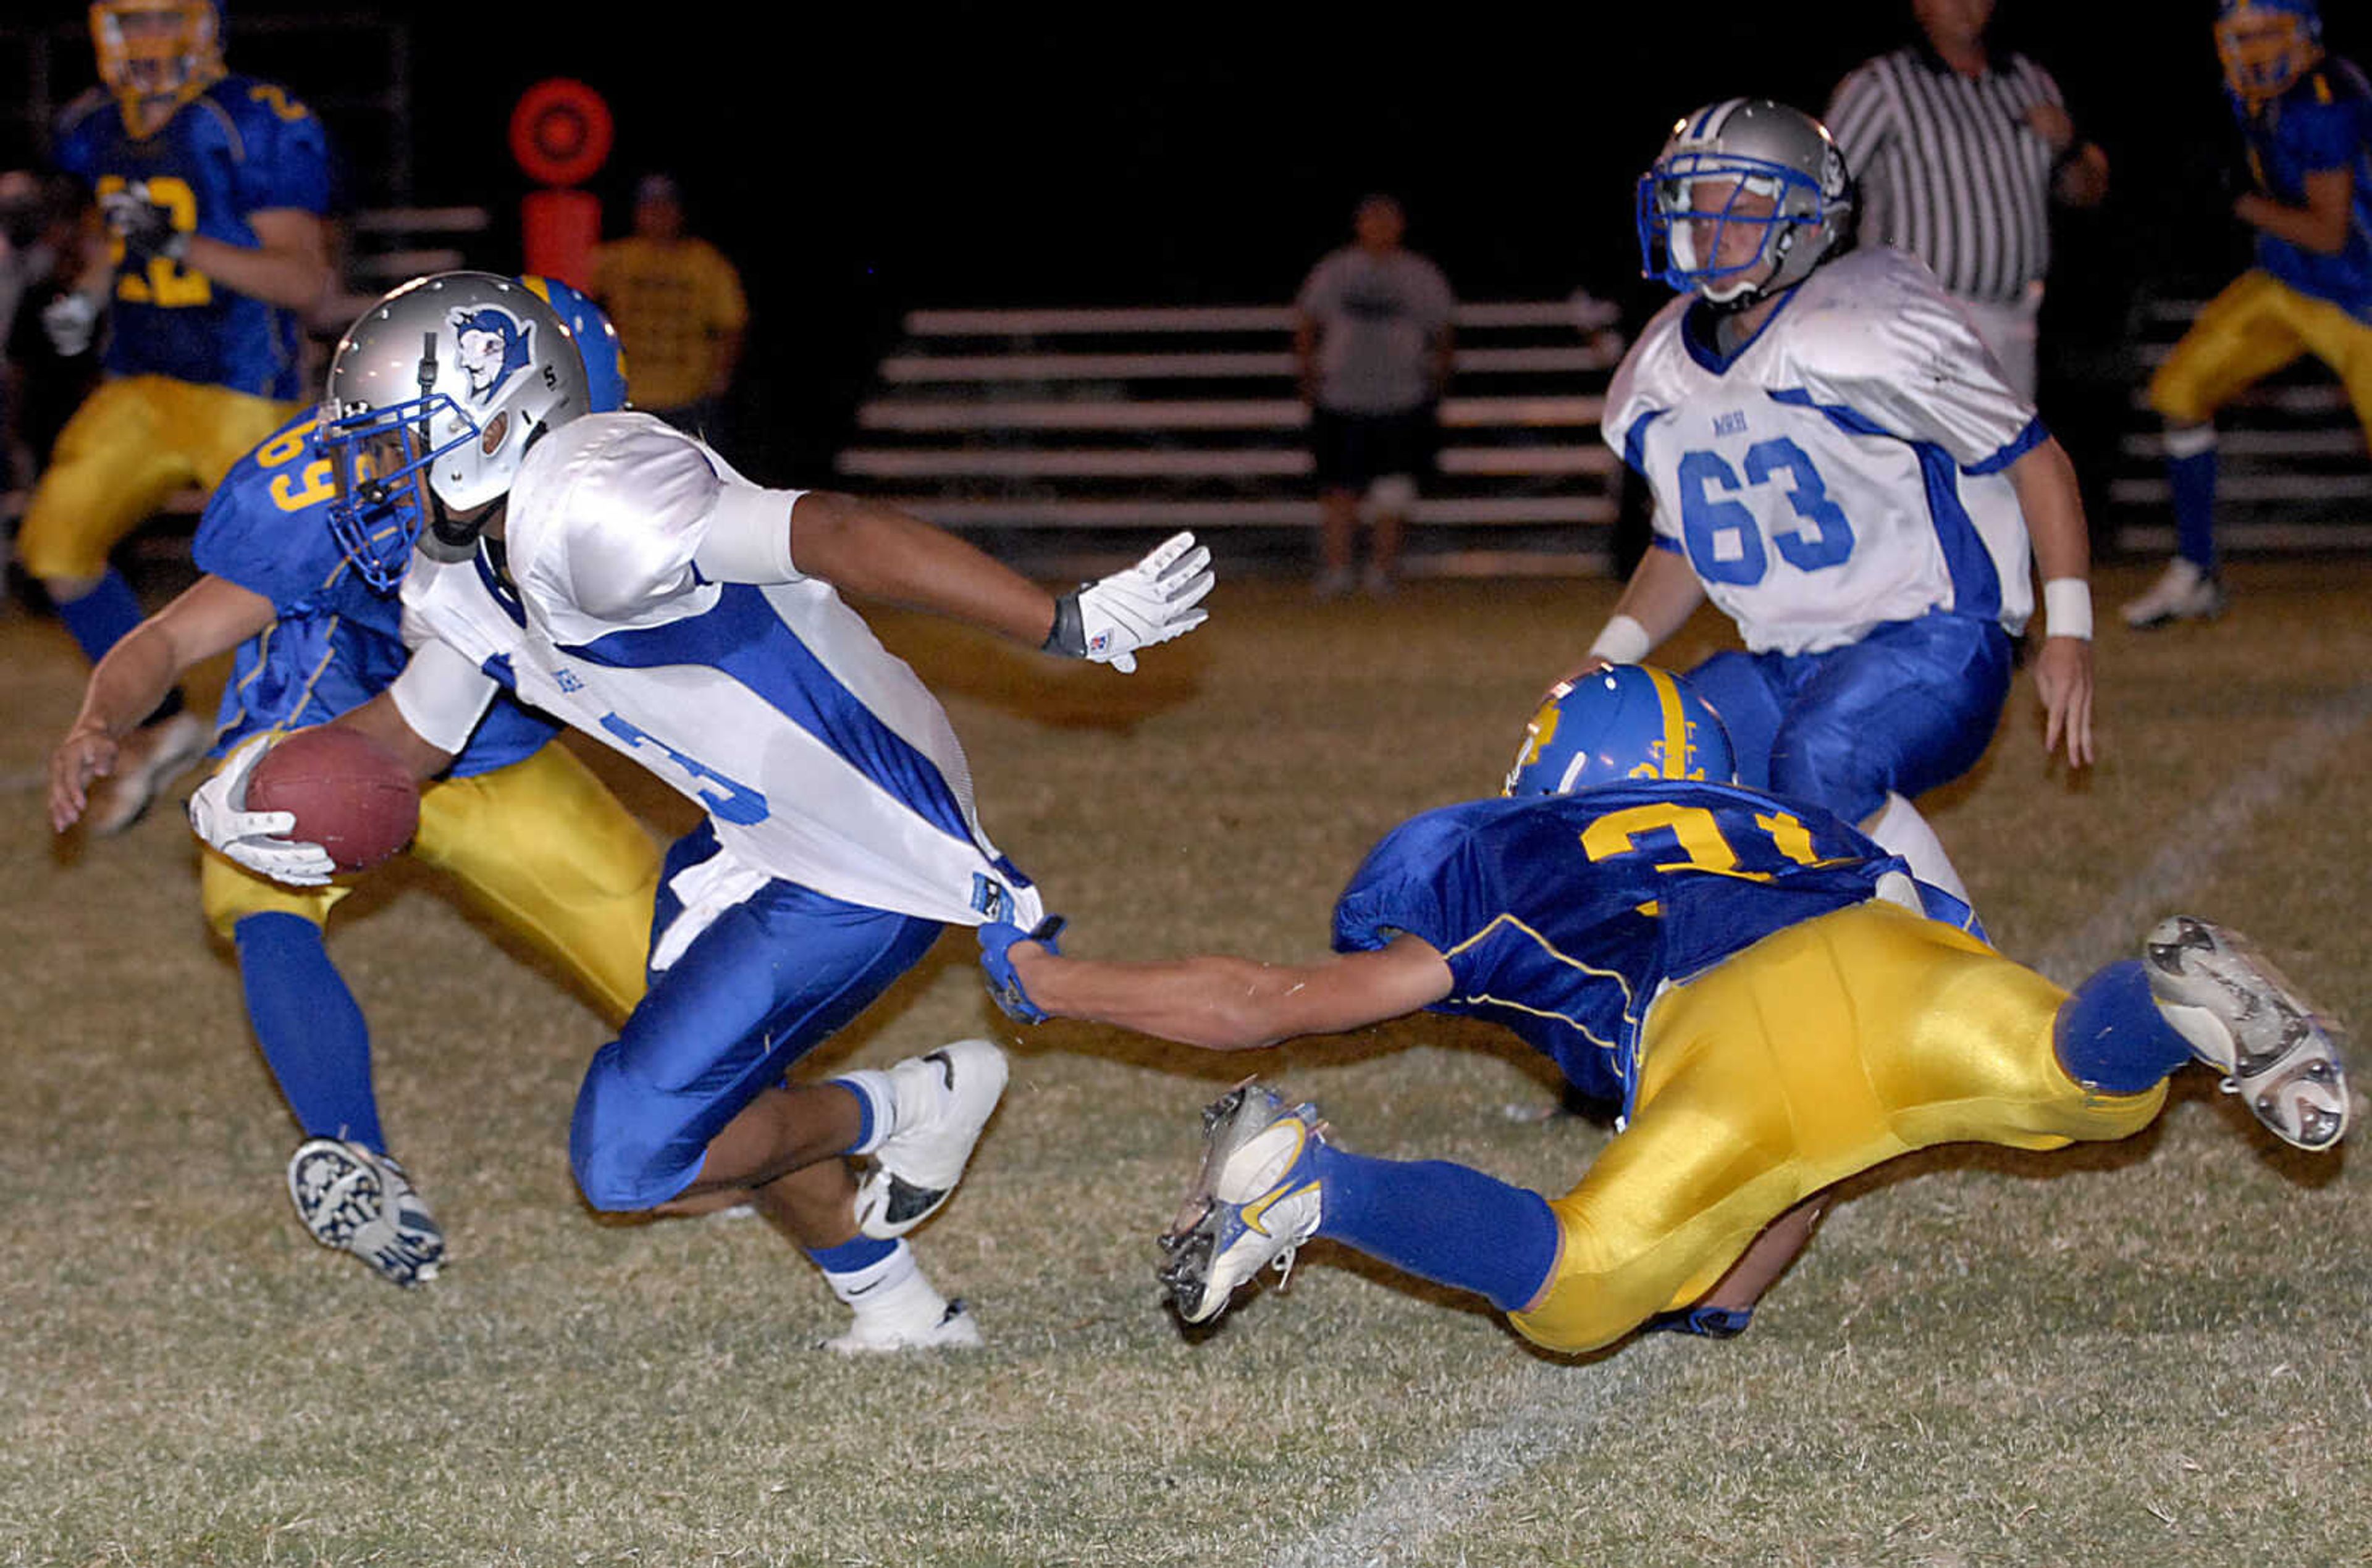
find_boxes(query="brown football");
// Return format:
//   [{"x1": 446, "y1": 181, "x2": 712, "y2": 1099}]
[{"x1": 245, "y1": 726, "x2": 420, "y2": 872}]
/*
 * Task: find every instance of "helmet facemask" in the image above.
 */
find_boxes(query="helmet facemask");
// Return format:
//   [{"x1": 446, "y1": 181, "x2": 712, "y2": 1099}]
[
  {"x1": 90, "y1": 0, "x2": 223, "y2": 138},
  {"x1": 2216, "y1": 3, "x2": 2322, "y2": 107},
  {"x1": 1641, "y1": 152, "x2": 1832, "y2": 308},
  {"x1": 318, "y1": 274, "x2": 588, "y2": 593}
]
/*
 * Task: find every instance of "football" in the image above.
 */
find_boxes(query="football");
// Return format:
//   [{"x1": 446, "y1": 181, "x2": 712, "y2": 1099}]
[{"x1": 244, "y1": 726, "x2": 420, "y2": 873}]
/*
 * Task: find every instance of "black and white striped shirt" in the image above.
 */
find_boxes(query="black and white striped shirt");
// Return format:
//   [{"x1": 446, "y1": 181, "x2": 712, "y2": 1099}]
[{"x1": 1823, "y1": 44, "x2": 2069, "y2": 306}]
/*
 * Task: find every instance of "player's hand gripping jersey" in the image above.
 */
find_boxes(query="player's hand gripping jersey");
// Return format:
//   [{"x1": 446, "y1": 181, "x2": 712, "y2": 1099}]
[
  {"x1": 193, "y1": 410, "x2": 560, "y2": 772},
  {"x1": 398, "y1": 413, "x2": 1044, "y2": 935},
  {"x1": 1602, "y1": 248, "x2": 2048, "y2": 655},
  {"x1": 1332, "y1": 778, "x2": 1971, "y2": 1114},
  {"x1": 52, "y1": 73, "x2": 332, "y2": 400}
]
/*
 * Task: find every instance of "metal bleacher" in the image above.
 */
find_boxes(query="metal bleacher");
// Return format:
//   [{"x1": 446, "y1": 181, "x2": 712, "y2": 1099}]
[
  {"x1": 836, "y1": 298, "x2": 1634, "y2": 579},
  {"x1": 2108, "y1": 291, "x2": 2372, "y2": 555}
]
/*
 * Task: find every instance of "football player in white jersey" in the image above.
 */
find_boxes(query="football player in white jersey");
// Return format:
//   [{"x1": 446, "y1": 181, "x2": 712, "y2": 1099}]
[
  {"x1": 188, "y1": 273, "x2": 1216, "y2": 1352},
  {"x1": 1582, "y1": 99, "x2": 2097, "y2": 902}
]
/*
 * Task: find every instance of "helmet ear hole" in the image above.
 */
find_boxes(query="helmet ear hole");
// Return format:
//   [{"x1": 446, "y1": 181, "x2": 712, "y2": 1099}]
[{"x1": 480, "y1": 411, "x2": 508, "y2": 456}]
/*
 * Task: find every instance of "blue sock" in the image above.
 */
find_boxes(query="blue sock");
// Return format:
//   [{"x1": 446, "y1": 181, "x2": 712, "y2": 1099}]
[
  {"x1": 807, "y1": 1233, "x2": 899, "y2": 1275},
  {"x1": 53, "y1": 568, "x2": 149, "y2": 666},
  {"x1": 1311, "y1": 1144, "x2": 1561, "y2": 1314},
  {"x1": 2166, "y1": 447, "x2": 2219, "y2": 572},
  {"x1": 233, "y1": 912, "x2": 384, "y2": 1150},
  {"x1": 2053, "y1": 960, "x2": 2195, "y2": 1096}
]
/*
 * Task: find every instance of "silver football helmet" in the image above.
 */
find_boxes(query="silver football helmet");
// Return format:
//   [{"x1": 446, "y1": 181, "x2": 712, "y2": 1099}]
[
  {"x1": 1636, "y1": 98, "x2": 1854, "y2": 307},
  {"x1": 319, "y1": 272, "x2": 590, "y2": 589}
]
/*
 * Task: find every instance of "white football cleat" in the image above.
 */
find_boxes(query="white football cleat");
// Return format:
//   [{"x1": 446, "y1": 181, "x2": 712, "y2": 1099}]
[
  {"x1": 2121, "y1": 558, "x2": 2226, "y2": 630},
  {"x1": 1158, "y1": 1082, "x2": 1329, "y2": 1326},
  {"x1": 823, "y1": 1298, "x2": 983, "y2": 1355},
  {"x1": 2144, "y1": 916, "x2": 2351, "y2": 1150},
  {"x1": 286, "y1": 1138, "x2": 446, "y2": 1286},
  {"x1": 85, "y1": 710, "x2": 208, "y2": 836},
  {"x1": 854, "y1": 1039, "x2": 1008, "y2": 1239}
]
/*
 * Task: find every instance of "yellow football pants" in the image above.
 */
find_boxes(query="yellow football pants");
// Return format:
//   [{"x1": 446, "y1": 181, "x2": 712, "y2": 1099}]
[
  {"x1": 2147, "y1": 269, "x2": 2372, "y2": 430},
  {"x1": 201, "y1": 740, "x2": 661, "y2": 1024},
  {"x1": 1509, "y1": 901, "x2": 2166, "y2": 1355},
  {"x1": 17, "y1": 375, "x2": 297, "y2": 583}
]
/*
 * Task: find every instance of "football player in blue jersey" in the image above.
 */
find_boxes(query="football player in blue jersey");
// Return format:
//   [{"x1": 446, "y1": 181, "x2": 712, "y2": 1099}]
[
  {"x1": 980, "y1": 667, "x2": 2350, "y2": 1356},
  {"x1": 2127, "y1": 0, "x2": 2372, "y2": 628},
  {"x1": 49, "y1": 279, "x2": 654, "y2": 1289},
  {"x1": 28, "y1": 0, "x2": 337, "y2": 834}
]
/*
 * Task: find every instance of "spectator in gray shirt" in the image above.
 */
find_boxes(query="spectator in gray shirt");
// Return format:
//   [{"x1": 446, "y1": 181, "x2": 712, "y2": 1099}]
[{"x1": 1294, "y1": 195, "x2": 1455, "y2": 599}]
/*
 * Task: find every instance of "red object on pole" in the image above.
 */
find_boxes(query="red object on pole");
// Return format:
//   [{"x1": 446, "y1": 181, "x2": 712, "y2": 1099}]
[
  {"x1": 521, "y1": 188, "x2": 602, "y2": 290},
  {"x1": 510, "y1": 79, "x2": 614, "y2": 287}
]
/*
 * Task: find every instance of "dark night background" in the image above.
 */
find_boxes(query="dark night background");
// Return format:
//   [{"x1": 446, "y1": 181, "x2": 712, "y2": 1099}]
[{"x1": 12, "y1": 1, "x2": 2367, "y2": 495}]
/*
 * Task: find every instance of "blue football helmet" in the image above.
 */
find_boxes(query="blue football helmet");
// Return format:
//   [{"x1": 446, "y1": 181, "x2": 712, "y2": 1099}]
[
  {"x1": 1503, "y1": 666, "x2": 1736, "y2": 797},
  {"x1": 319, "y1": 272, "x2": 590, "y2": 593},
  {"x1": 521, "y1": 274, "x2": 629, "y2": 415},
  {"x1": 1636, "y1": 98, "x2": 1854, "y2": 307},
  {"x1": 2217, "y1": 0, "x2": 2322, "y2": 106}
]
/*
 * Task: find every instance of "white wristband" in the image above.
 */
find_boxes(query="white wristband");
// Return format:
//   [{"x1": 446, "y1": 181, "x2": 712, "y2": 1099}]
[
  {"x1": 2042, "y1": 578, "x2": 2093, "y2": 641},
  {"x1": 1587, "y1": 614, "x2": 1652, "y2": 665}
]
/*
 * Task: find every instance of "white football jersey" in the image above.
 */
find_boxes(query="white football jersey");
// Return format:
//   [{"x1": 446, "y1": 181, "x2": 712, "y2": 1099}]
[
  {"x1": 1602, "y1": 246, "x2": 2042, "y2": 655},
  {"x1": 399, "y1": 412, "x2": 1043, "y2": 931}
]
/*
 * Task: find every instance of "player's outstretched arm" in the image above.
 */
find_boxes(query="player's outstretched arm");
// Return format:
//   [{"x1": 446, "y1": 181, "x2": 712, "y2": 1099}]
[
  {"x1": 49, "y1": 575, "x2": 274, "y2": 832},
  {"x1": 2008, "y1": 435, "x2": 2095, "y2": 769},
  {"x1": 985, "y1": 929, "x2": 1454, "y2": 1051},
  {"x1": 784, "y1": 489, "x2": 1062, "y2": 643},
  {"x1": 786, "y1": 493, "x2": 1213, "y2": 671}
]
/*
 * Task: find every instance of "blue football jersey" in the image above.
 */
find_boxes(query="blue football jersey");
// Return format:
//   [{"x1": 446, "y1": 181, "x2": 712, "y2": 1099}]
[
  {"x1": 1332, "y1": 782, "x2": 1924, "y2": 1111},
  {"x1": 193, "y1": 411, "x2": 561, "y2": 774},
  {"x1": 2235, "y1": 56, "x2": 2372, "y2": 319},
  {"x1": 52, "y1": 75, "x2": 334, "y2": 398}
]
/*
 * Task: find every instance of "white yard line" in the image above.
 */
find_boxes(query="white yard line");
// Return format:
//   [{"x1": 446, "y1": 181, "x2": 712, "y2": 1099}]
[
  {"x1": 2026, "y1": 684, "x2": 2372, "y2": 986},
  {"x1": 1263, "y1": 685, "x2": 2372, "y2": 1568}
]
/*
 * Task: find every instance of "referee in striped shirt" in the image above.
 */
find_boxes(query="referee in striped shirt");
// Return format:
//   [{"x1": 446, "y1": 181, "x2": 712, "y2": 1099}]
[{"x1": 1823, "y1": 0, "x2": 2110, "y2": 400}]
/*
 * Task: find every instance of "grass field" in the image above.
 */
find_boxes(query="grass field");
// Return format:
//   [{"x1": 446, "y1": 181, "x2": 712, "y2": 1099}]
[{"x1": 2, "y1": 556, "x2": 2368, "y2": 1567}]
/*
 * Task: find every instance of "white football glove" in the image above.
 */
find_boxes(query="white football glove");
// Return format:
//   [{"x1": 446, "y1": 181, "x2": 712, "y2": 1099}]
[
  {"x1": 1044, "y1": 531, "x2": 1214, "y2": 673},
  {"x1": 41, "y1": 291, "x2": 100, "y2": 357},
  {"x1": 186, "y1": 734, "x2": 337, "y2": 887}
]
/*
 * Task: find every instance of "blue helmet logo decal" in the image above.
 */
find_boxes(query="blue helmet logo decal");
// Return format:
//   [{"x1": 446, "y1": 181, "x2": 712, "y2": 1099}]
[{"x1": 448, "y1": 306, "x2": 534, "y2": 406}]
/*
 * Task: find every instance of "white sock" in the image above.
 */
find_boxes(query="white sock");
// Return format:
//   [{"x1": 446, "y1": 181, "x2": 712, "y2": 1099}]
[
  {"x1": 1862, "y1": 790, "x2": 1972, "y2": 906},
  {"x1": 820, "y1": 1241, "x2": 949, "y2": 1333}
]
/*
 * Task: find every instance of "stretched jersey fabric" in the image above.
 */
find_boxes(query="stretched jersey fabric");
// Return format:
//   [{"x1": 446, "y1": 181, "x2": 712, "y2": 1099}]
[
  {"x1": 2235, "y1": 56, "x2": 2372, "y2": 321},
  {"x1": 193, "y1": 410, "x2": 560, "y2": 776},
  {"x1": 52, "y1": 77, "x2": 334, "y2": 400},
  {"x1": 1331, "y1": 781, "x2": 1945, "y2": 1115},
  {"x1": 1603, "y1": 247, "x2": 2045, "y2": 653},
  {"x1": 398, "y1": 413, "x2": 1043, "y2": 931}
]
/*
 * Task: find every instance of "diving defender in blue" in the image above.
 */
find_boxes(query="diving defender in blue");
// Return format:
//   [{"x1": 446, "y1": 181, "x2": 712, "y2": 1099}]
[
  {"x1": 981, "y1": 666, "x2": 2350, "y2": 1355},
  {"x1": 50, "y1": 279, "x2": 658, "y2": 1288}
]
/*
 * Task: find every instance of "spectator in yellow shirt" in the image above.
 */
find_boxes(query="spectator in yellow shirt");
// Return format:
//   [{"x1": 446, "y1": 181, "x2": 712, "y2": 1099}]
[{"x1": 586, "y1": 174, "x2": 747, "y2": 438}]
